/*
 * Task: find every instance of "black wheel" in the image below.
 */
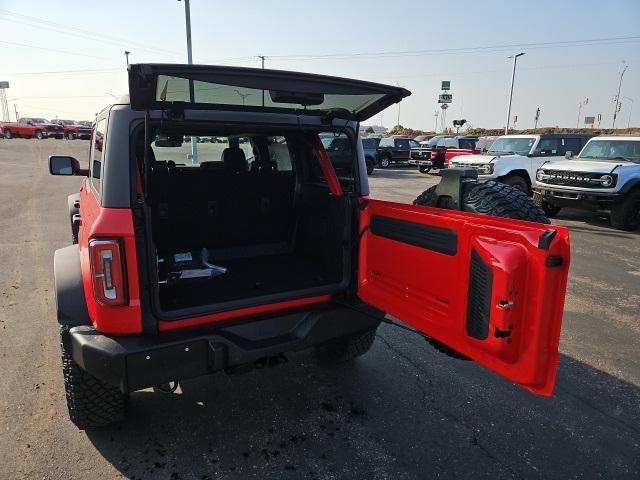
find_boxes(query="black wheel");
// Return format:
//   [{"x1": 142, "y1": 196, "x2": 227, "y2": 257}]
[
  {"x1": 418, "y1": 165, "x2": 432, "y2": 174},
  {"x1": 610, "y1": 190, "x2": 640, "y2": 231},
  {"x1": 60, "y1": 328, "x2": 127, "y2": 429},
  {"x1": 378, "y1": 155, "x2": 391, "y2": 168},
  {"x1": 533, "y1": 191, "x2": 561, "y2": 217},
  {"x1": 502, "y1": 174, "x2": 529, "y2": 194},
  {"x1": 366, "y1": 158, "x2": 374, "y2": 175},
  {"x1": 35, "y1": 130, "x2": 43, "y2": 140},
  {"x1": 413, "y1": 180, "x2": 549, "y2": 223},
  {"x1": 67, "y1": 132, "x2": 75, "y2": 140},
  {"x1": 3, "y1": 129, "x2": 12, "y2": 139},
  {"x1": 317, "y1": 327, "x2": 377, "y2": 362}
]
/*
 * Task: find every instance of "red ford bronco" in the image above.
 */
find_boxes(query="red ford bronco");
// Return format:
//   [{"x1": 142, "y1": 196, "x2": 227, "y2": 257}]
[{"x1": 49, "y1": 64, "x2": 570, "y2": 429}]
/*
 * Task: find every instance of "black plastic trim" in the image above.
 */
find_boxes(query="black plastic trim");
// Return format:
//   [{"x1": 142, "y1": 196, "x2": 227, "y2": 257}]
[
  {"x1": 370, "y1": 215, "x2": 457, "y2": 256},
  {"x1": 538, "y1": 229, "x2": 557, "y2": 250},
  {"x1": 53, "y1": 245, "x2": 91, "y2": 327},
  {"x1": 466, "y1": 248, "x2": 492, "y2": 340}
]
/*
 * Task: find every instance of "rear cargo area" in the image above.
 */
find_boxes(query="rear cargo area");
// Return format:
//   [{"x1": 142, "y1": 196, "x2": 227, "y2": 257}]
[{"x1": 143, "y1": 133, "x2": 352, "y2": 314}]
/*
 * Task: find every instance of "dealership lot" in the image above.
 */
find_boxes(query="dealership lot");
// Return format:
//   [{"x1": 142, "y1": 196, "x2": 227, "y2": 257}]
[{"x1": 0, "y1": 139, "x2": 638, "y2": 479}]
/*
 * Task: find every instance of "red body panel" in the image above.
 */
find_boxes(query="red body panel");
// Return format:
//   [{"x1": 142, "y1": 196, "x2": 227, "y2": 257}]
[
  {"x1": 158, "y1": 295, "x2": 333, "y2": 331},
  {"x1": 358, "y1": 199, "x2": 570, "y2": 396},
  {"x1": 444, "y1": 148, "x2": 474, "y2": 162},
  {"x1": 78, "y1": 182, "x2": 142, "y2": 334},
  {"x1": 1, "y1": 122, "x2": 36, "y2": 137}
]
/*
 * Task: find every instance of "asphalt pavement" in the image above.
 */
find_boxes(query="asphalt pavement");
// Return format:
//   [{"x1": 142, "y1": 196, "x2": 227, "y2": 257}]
[{"x1": 0, "y1": 139, "x2": 638, "y2": 479}]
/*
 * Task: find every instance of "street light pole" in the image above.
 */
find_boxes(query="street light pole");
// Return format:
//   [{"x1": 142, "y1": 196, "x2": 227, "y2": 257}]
[
  {"x1": 612, "y1": 61, "x2": 627, "y2": 129},
  {"x1": 124, "y1": 51, "x2": 130, "y2": 67},
  {"x1": 505, "y1": 52, "x2": 525, "y2": 135},
  {"x1": 179, "y1": 0, "x2": 197, "y2": 163},
  {"x1": 434, "y1": 111, "x2": 439, "y2": 132},
  {"x1": 258, "y1": 55, "x2": 266, "y2": 106},
  {"x1": 623, "y1": 96, "x2": 634, "y2": 129},
  {"x1": 576, "y1": 97, "x2": 588, "y2": 129}
]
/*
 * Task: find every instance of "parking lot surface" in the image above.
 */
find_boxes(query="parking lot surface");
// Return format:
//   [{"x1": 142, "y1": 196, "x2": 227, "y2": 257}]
[{"x1": 0, "y1": 139, "x2": 638, "y2": 479}]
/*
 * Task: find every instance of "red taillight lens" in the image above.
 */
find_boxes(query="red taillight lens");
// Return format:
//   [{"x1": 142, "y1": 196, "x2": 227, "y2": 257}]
[{"x1": 89, "y1": 239, "x2": 127, "y2": 306}]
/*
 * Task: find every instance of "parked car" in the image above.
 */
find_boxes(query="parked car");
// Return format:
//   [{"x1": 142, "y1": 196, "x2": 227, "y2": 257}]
[
  {"x1": 361, "y1": 137, "x2": 380, "y2": 175},
  {"x1": 414, "y1": 134, "x2": 435, "y2": 143},
  {"x1": 409, "y1": 135, "x2": 477, "y2": 173},
  {"x1": 1, "y1": 117, "x2": 64, "y2": 139},
  {"x1": 47, "y1": 63, "x2": 569, "y2": 429},
  {"x1": 534, "y1": 136, "x2": 640, "y2": 230},
  {"x1": 376, "y1": 136, "x2": 420, "y2": 168},
  {"x1": 448, "y1": 133, "x2": 594, "y2": 193},
  {"x1": 51, "y1": 119, "x2": 92, "y2": 140}
]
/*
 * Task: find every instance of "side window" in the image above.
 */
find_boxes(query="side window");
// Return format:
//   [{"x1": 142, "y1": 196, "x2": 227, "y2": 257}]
[
  {"x1": 562, "y1": 138, "x2": 581, "y2": 154},
  {"x1": 91, "y1": 117, "x2": 107, "y2": 195},
  {"x1": 459, "y1": 138, "x2": 477, "y2": 150},
  {"x1": 537, "y1": 138, "x2": 561, "y2": 155},
  {"x1": 19, "y1": 118, "x2": 27, "y2": 124},
  {"x1": 443, "y1": 138, "x2": 457, "y2": 148},
  {"x1": 379, "y1": 137, "x2": 393, "y2": 147},
  {"x1": 395, "y1": 139, "x2": 410, "y2": 149},
  {"x1": 267, "y1": 136, "x2": 293, "y2": 171}
]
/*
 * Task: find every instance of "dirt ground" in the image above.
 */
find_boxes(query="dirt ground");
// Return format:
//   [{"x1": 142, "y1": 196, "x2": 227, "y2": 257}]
[{"x1": 0, "y1": 138, "x2": 638, "y2": 479}]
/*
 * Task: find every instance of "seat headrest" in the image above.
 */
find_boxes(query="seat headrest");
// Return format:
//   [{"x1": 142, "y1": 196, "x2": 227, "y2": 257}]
[{"x1": 222, "y1": 147, "x2": 248, "y2": 174}]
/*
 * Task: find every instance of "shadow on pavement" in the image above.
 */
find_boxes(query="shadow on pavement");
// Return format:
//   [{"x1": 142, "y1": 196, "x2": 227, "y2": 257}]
[
  {"x1": 86, "y1": 333, "x2": 640, "y2": 480},
  {"x1": 554, "y1": 209, "x2": 640, "y2": 236}
]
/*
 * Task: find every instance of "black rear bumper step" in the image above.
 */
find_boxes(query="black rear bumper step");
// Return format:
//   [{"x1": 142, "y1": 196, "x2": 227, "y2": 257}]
[{"x1": 66, "y1": 303, "x2": 382, "y2": 393}]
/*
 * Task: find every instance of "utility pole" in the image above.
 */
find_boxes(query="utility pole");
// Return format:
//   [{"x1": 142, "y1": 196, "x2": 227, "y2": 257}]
[
  {"x1": 623, "y1": 96, "x2": 634, "y2": 129},
  {"x1": 576, "y1": 97, "x2": 588, "y2": 128},
  {"x1": 124, "y1": 51, "x2": 130, "y2": 67},
  {"x1": 505, "y1": 52, "x2": 525, "y2": 135},
  {"x1": 612, "y1": 61, "x2": 627, "y2": 129},
  {"x1": 534, "y1": 107, "x2": 540, "y2": 132},
  {"x1": 433, "y1": 111, "x2": 439, "y2": 133},
  {"x1": 258, "y1": 55, "x2": 266, "y2": 106},
  {"x1": 178, "y1": 0, "x2": 197, "y2": 163},
  {"x1": 396, "y1": 82, "x2": 401, "y2": 128},
  {"x1": 13, "y1": 104, "x2": 19, "y2": 122}
]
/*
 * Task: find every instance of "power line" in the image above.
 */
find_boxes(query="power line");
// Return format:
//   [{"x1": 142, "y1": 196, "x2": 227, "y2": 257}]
[
  {"x1": 0, "y1": 9, "x2": 183, "y2": 57},
  {"x1": 6, "y1": 68, "x2": 123, "y2": 77},
  {"x1": 264, "y1": 35, "x2": 640, "y2": 60},
  {"x1": 0, "y1": 39, "x2": 113, "y2": 60}
]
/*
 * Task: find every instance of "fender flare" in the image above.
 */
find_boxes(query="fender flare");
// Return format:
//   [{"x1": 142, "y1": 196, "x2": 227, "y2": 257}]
[
  {"x1": 54, "y1": 245, "x2": 91, "y2": 327},
  {"x1": 619, "y1": 178, "x2": 640, "y2": 194}
]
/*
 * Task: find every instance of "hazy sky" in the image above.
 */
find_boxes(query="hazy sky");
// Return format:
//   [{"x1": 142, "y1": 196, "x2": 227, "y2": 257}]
[{"x1": 1, "y1": 0, "x2": 639, "y2": 130}]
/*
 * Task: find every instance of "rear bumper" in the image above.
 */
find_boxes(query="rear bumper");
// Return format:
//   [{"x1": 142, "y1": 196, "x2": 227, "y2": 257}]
[
  {"x1": 65, "y1": 303, "x2": 382, "y2": 393},
  {"x1": 534, "y1": 187, "x2": 622, "y2": 210},
  {"x1": 408, "y1": 159, "x2": 432, "y2": 166}
]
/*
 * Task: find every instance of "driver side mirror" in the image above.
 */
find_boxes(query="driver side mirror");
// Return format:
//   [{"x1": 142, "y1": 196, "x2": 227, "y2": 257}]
[
  {"x1": 565, "y1": 151, "x2": 574, "y2": 159},
  {"x1": 49, "y1": 155, "x2": 88, "y2": 176}
]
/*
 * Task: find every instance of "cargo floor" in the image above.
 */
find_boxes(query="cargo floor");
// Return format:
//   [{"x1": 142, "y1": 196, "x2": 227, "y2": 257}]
[{"x1": 158, "y1": 253, "x2": 340, "y2": 311}]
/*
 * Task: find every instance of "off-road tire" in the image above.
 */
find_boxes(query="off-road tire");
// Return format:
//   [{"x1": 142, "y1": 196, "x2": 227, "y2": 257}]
[
  {"x1": 413, "y1": 181, "x2": 549, "y2": 224},
  {"x1": 378, "y1": 155, "x2": 391, "y2": 168},
  {"x1": 533, "y1": 191, "x2": 561, "y2": 217},
  {"x1": 3, "y1": 129, "x2": 11, "y2": 139},
  {"x1": 610, "y1": 190, "x2": 640, "y2": 231},
  {"x1": 67, "y1": 132, "x2": 75, "y2": 140},
  {"x1": 502, "y1": 173, "x2": 529, "y2": 194},
  {"x1": 35, "y1": 130, "x2": 43, "y2": 140},
  {"x1": 418, "y1": 165, "x2": 431, "y2": 174},
  {"x1": 61, "y1": 328, "x2": 127, "y2": 429},
  {"x1": 414, "y1": 180, "x2": 549, "y2": 359},
  {"x1": 318, "y1": 327, "x2": 377, "y2": 362}
]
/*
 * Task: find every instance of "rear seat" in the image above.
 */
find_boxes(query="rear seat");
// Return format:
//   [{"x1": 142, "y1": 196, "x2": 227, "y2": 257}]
[{"x1": 149, "y1": 146, "x2": 296, "y2": 255}]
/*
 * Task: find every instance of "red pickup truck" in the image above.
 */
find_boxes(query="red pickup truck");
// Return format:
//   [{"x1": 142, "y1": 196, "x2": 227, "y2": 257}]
[
  {"x1": 1, "y1": 117, "x2": 64, "y2": 139},
  {"x1": 51, "y1": 119, "x2": 92, "y2": 140}
]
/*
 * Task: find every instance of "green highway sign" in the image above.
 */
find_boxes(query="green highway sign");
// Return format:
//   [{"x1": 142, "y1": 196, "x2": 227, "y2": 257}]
[{"x1": 441, "y1": 81, "x2": 450, "y2": 91}]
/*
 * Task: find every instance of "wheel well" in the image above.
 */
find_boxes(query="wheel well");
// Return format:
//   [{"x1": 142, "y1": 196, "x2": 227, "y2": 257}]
[{"x1": 502, "y1": 169, "x2": 531, "y2": 187}]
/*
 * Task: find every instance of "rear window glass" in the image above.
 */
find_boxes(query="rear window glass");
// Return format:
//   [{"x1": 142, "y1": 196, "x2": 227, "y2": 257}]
[
  {"x1": 362, "y1": 138, "x2": 379, "y2": 148},
  {"x1": 151, "y1": 136, "x2": 254, "y2": 166},
  {"x1": 156, "y1": 75, "x2": 387, "y2": 115}
]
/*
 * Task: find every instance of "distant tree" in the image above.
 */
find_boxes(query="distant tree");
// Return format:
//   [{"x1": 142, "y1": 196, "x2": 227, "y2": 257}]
[{"x1": 365, "y1": 126, "x2": 375, "y2": 134}]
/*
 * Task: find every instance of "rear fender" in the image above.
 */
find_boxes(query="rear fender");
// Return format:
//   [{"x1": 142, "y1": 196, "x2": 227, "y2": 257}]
[{"x1": 54, "y1": 245, "x2": 91, "y2": 327}]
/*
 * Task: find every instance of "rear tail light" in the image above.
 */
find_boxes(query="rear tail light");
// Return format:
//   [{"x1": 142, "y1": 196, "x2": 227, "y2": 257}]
[{"x1": 89, "y1": 239, "x2": 127, "y2": 306}]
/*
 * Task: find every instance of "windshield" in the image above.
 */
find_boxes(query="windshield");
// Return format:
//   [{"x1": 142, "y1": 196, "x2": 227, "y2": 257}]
[
  {"x1": 579, "y1": 139, "x2": 640, "y2": 163},
  {"x1": 33, "y1": 118, "x2": 48, "y2": 123},
  {"x1": 425, "y1": 136, "x2": 443, "y2": 147},
  {"x1": 60, "y1": 120, "x2": 76, "y2": 125},
  {"x1": 409, "y1": 140, "x2": 419, "y2": 148},
  {"x1": 488, "y1": 137, "x2": 536, "y2": 155}
]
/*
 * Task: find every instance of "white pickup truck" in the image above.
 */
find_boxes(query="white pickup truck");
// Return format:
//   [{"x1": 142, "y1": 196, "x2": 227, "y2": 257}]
[{"x1": 448, "y1": 133, "x2": 594, "y2": 194}]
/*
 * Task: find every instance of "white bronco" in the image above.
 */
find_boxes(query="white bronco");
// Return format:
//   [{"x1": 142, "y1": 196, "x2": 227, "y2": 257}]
[{"x1": 448, "y1": 134, "x2": 593, "y2": 194}]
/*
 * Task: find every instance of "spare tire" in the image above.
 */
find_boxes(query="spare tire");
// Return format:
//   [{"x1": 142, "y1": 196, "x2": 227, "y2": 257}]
[
  {"x1": 413, "y1": 180, "x2": 549, "y2": 360},
  {"x1": 413, "y1": 180, "x2": 550, "y2": 224}
]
